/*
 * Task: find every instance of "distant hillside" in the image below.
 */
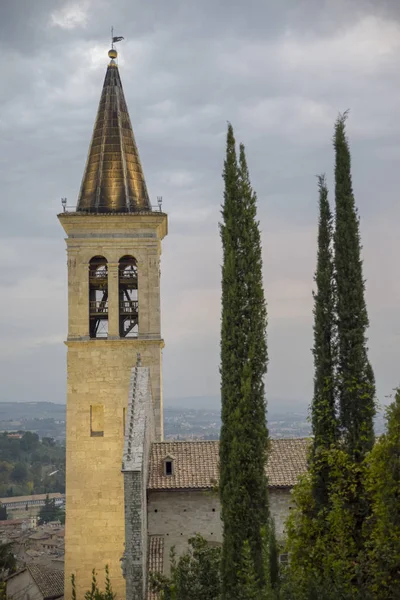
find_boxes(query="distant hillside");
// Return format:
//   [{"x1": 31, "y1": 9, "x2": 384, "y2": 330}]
[
  {"x1": 0, "y1": 431, "x2": 65, "y2": 499},
  {"x1": 0, "y1": 402, "x2": 65, "y2": 420},
  {"x1": 164, "y1": 395, "x2": 311, "y2": 414},
  {"x1": 0, "y1": 402, "x2": 66, "y2": 441},
  {"x1": 0, "y1": 399, "x2": 386, "y2": 444}
]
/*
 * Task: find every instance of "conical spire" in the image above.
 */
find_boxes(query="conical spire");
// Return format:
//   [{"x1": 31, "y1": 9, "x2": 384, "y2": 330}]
[{"x1": 77, "y1": 51, "x2": 151, "y2": 213}]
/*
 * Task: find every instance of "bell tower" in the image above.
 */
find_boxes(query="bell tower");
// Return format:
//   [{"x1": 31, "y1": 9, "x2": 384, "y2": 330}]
[{"x1": 59, "y1": 47, "x2": 167, "y2": 599}]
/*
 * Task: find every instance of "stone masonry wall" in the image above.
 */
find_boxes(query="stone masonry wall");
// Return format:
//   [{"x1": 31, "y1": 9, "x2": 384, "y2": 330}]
[
  {"x1": 122, "y1": 365, "x2": 155, "y2": 600},
  {"x1": 269, "y1": 488, "x2": 293, "y2": 541},
  {"x1": 123, "y1": 472, "x2": 143, "y2": 599},
  {"x1": 148, "y1": 488, "x2": 293, "y2": 574},
  {"x1": 148, "y1": 490, "x2": 221, "y2": 574}
]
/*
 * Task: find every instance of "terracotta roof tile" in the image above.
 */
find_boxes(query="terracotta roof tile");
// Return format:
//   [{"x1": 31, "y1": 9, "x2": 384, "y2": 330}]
[
  {"x1": 0, "y1": 493, "x2": 63, "y2": 505},
  {"x1": 147, "y1": 536, "x2": 164, "y2": 600},
  {"x1": 266, "y1": 438, "x2": 309, "y2": 487},
  {"x1": 148, "y1": 438, "x2": 309, "y2": 491},
  {"x1": 0, "y1": 519, "x2": 25, "y2": 526},
  {"x1": 28, "y1": 564, "x2": 64, "y2": 599}
]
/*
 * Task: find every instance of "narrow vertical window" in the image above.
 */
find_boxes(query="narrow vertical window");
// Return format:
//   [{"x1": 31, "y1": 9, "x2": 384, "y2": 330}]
[
  {"x1": 90, "y1": 405, "x2": 104, "y2": 437},
  {"x1": 119, "y1": 255, "x2": 138, "y2": 337},
  {"x1": 89, "y1": 256, "x2": 108, "y2": 338},
  {"x1": 163, "y1": 455, "x2": 175, "y2": 476}
]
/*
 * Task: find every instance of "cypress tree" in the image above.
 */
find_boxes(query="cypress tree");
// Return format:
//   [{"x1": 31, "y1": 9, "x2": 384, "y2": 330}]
[
  {"x1": 284, "y1": 119, "x2": 377, "y2": 598},
  {"x1": 365, "y1": 389, "x2": 400, "y2": 598},
  {"x1": 334, "y1": 112, "x2": 376, "y2": 462},
  {"x1": 331, "y1": 113, "x2": 376, "y2": 596},
  {"x1": 219, "y1": 125, "x2": 269, "y2": 599},
  {"x1": 310, "y1": 174, "x2": 337, "y2": 508},
  {"x1": 283, "y1": 178, "x2": 338, "y2": 598}
]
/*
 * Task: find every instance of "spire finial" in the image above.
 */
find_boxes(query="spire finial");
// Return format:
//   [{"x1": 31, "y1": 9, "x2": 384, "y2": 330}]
[
  {"x1": 108, "y1": 27, "x2": 124, "y2": 61},
  {"x1": 77, "y1": 30, "x2": 152, "y2": 214}
]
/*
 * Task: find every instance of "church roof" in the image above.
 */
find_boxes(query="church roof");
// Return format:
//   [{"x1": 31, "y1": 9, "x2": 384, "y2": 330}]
[
  {"x1": 77, "y1": 51, "x2": 151, "y2": 213},
  {"x1": 147, "y1": 537, "x2": 164, "y2": 600},
  {"x1": 148, "y1": 438, "x2": 310, "y2": 491}
]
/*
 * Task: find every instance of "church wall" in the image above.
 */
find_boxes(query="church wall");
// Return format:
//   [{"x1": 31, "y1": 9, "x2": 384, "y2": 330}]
[
  {"x1": 148, "y1": 490, "x2": 221, "y2": 573},
  {"x1": 269, "y1": 488, "x2": 293, "y2": 541},
  {"x1": 147, "y1": 487, "x2": 293, "y2": 573}
]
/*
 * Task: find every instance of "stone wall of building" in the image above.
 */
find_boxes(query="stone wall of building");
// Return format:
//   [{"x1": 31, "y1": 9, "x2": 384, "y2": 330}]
[
  {"x1": 148, "y1": 487, "x2": 293, "y2": 574},
  {"x1": 149, "y1": 489, "x2": 221, "y2": 574},
  {"x1": 269, "y1": 488, "x2": 293, "y2": 541},
  {"x1": 122, "y1": 365, "x2": 155, "y2": 600}
]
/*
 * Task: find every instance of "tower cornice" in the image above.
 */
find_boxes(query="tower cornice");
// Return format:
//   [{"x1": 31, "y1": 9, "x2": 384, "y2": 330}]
[{"x1": 58, "y1": 211, "x2": 168, "y2": 240}]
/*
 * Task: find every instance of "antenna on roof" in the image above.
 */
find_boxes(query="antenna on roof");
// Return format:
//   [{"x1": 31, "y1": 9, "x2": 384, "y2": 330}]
[
  {"x1": 61, "y1": 198, "x2": 67, "y2": 212},
  {"x1": 157, "y1": 196, "x2": 163, "y2": 212}
]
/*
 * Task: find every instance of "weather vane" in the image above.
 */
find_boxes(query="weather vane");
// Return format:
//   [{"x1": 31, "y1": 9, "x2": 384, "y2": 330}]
[{"x1": 111, "y1": 26, "x2": 124, "y2": 50}]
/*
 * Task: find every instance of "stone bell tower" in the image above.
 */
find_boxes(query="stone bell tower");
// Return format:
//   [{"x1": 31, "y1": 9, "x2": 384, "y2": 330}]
[{"x1": 59, "y1": 46, "x2": 167, "y2": 599}]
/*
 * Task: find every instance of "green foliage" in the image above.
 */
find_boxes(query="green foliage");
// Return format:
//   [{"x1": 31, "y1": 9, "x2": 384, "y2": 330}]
[
  {"x1": 311, "y1": 174, "x2": 338, "y2": 510},
  {"x1": 364, "y1": 390, "x2": 400, "y2": 599},
  {"x1": 150, "y1": 535, "x2": 221, "y2": 600},
  {"x1": 265, "y1": 521, "x2": 279, "y2": 594},
  {"x1": 334, "y1": 112, "x2": 375, "y2": 462},
  {"x1": 38, "y1": 494, "x2": 65, "y2": 525},
  {"x1": 71, "y1": 574, "x2": 77, "y2": 600},
  {"x1": 72, "y1": 566, "x2": 116, "y2": 600},
  {"x1": 0, "y1": 504, "x2": 7, "y2": 521},
  {"x1": 236, "y1": 541, "x2": 259, "y2": 600},
  {"x1": 283, "y1": 114, "x2": 379, "y2": 599},
  {"x1": 0, "y1": 431, "x2": 65, "y2": 497},
  {"x1": 10, "y1": 462, "x2": 28, "y2": 484},
  {"x1": 0, "y1": 542, "x2": 16, "y2": 579},
  {"x1": 285, "y1": 424, "x2": 400, "y2": 600},
  {"x1": 20, "y1": 432, "x2": 39, "y2": 452},
  {"x1": 42, "y1": 437, "x2": 56, "y2": 447},
  {"x1": 219, "y1": 124, "x2": 270, "y2": 599}
]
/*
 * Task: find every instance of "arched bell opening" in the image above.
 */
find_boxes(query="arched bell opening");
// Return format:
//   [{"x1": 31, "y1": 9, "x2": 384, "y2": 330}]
[
  {"x1": 89, "y1": 256, "x2": 108, "y2": 338},
  {"x1": 119, "y1": 255, "x2": 138, "y2": 338}
]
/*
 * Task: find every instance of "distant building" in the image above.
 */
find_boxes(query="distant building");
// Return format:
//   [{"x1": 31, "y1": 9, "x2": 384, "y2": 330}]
[
  {"x1": 0, "y1": 493, "x2": 64, "y2": 515},
  {"x1": 0, "y1": 517, "x2": 36, "y2": 532},
  {"x1": 28, "y1": 525, "x2": 64, "y2": 555},
  {"x1": 28, "y1": 531, "x2": 52, "y2": 550}
]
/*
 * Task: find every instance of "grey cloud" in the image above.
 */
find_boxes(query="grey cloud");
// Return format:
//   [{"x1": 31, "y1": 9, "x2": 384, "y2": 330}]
[{"x1": 0, "y1": 0, "x2": 399, "y2": 411}]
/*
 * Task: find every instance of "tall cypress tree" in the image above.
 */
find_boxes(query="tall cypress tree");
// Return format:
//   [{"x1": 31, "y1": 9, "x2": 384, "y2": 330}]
[
  {"x1": 310, "y1": 174, "x2": 337, "y2": 508},
  {"x1": 219, "y1": 125, "x2": 269, "y2": 599},
  {"x1": 334, "y1": 112, "x2": 375, "y2": 462},
  {"x1": 366, "y1": 389, "x2": 400, "y2": 598}
]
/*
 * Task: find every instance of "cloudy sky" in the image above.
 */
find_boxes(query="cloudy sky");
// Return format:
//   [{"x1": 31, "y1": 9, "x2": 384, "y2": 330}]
[{"x1": 1, "y1": 0, "x2": 399, "y2": 412}]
